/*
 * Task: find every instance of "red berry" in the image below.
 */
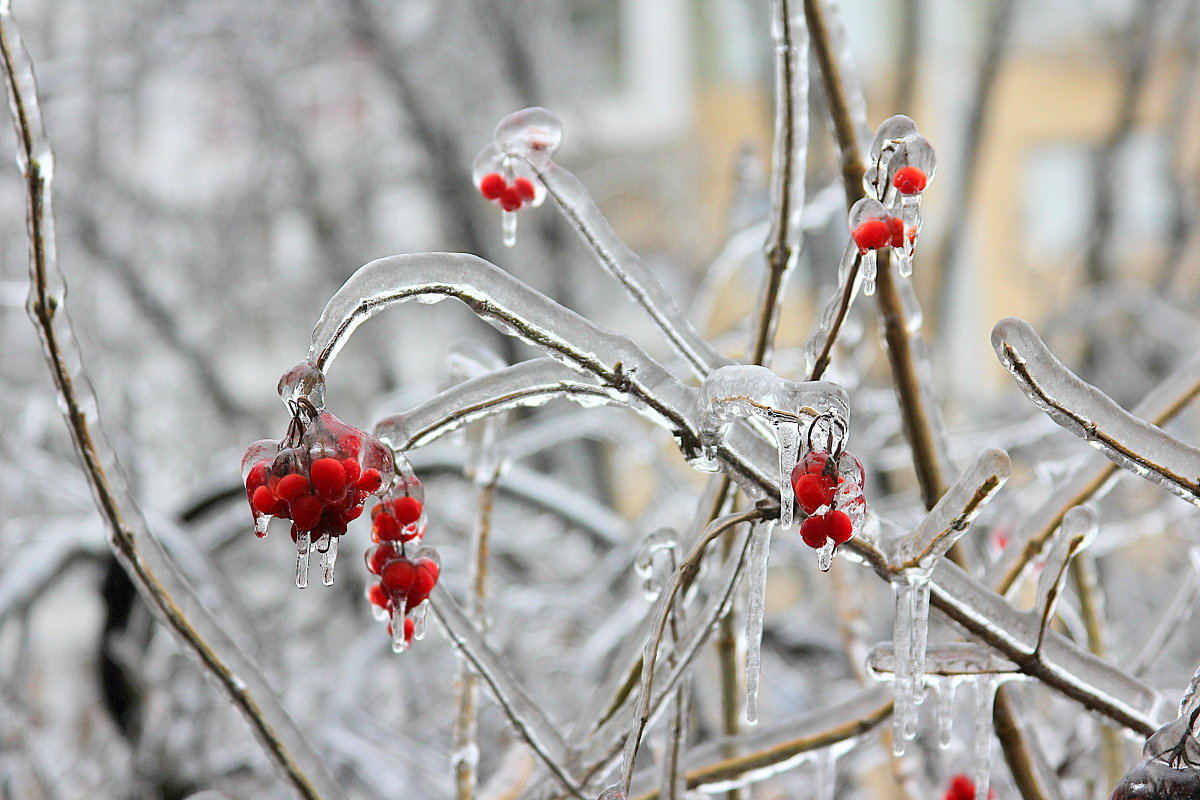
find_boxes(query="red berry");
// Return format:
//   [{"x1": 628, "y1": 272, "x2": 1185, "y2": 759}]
[
  {"x1": 499, "y1": 186, "x2": 523, "y2": 212},
  {"x1": 311, "y1": 457, "x2": 348, "y2": 501},
  {"x1": 366, "y1": 543, "x2": 399, "y2": 575},
  {"x1": 275, "y1": 473, "x2": 310, "y2": 503},
  {"x1": 852, "y1": 218, "x2": 890, "y2": 253},
  {"x1": 793, "y1": 472, "x2": 838, "y2": 514},
  {"x1": 373, "y1": 511, "x2": 401, "y2": 541},
  {"x1": 356, "y1": 468, "x2": 382, "y2": 493},
  {"x1": 893, "y1": 166, "x2": 927, "y2": 195},
  {"x1": 290, "y1": 494, "x2": 324, "y2": 532},
  {"x1": 479, "y1": 172, "x2": 506, "y2": 200},
  {"x1": 800, "y1": 515, "x2": 829, "y2": 549},
  {"x1": 251, "y1": 485, "x2": 279, "y2": 516},
  {"x1": 393, "y1": 496, "x2": 422, "y2": 526},
  {"x1": 342, "y1": 505, "x2": 363, "y2": 522},
  {"x1": 381, "y1": 558, "x2": 417, "y2": 594},
  {"x1": 412, "y1": 558, "x2": 439, "y2": 596},
  {"x1": 514, "y1": 177, "x2": 535, "y2": 201},
  {"x1": 367, "y1": 582, "x2": 388, "y2": 608},
  {"x1": 798, "y1": 451, "x2": 833, "y2": 476},
  {"x1": 943, "y1": 774, "x2": 992, "y2": 800},
  {"x1": 886, "y1": 216, "x2": 905, "y2": 248},
  {"x1": 339, "y1": 434, "x2": 362, "y2": 458},
  {"x1": 825, "y1": 509, "x2": 854, "y2": 544},
  {"x1": 341, "y1": 457, "x2": 362, "y2": 485},
  {"x1": 246, "y1": 461, "x2": 270, "y2": 494}
]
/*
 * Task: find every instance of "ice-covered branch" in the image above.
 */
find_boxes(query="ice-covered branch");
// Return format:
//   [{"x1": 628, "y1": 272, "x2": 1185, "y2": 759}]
[
  {"x1": 1032, "y1": 507, "x2": 1097, "y2": 651},
  {"x1": 992, "y1": 317, "x2": 1200, "y2": 507},
  {"x1": 530, "y1": 160, "x2": 731, "y2": 379},
  {"x1": 429, "y1": 584, "x2": 585, "y2": 798},
  {"x1": 0, "y1": 7, "x2": 340, "y2": 799}
]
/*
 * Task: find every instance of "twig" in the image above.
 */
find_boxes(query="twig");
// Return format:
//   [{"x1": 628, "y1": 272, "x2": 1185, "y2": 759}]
[{"x1": 0, "y1": 7, "x2": 338, "y2": 799}]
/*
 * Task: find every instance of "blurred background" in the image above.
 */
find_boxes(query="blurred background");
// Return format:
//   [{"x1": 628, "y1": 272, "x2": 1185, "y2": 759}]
[{"x1": 2, "y1": 0, "x2": 1200, "y2": 798}]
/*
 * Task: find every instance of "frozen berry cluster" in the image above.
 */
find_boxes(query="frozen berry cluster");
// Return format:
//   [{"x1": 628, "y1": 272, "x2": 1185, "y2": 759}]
[
  {"x1": 363, "y1": 460, "x2": 441, "y2": 653},
  {"x1": 790, "y1": 449, "x2": 866, "y2": 554}
]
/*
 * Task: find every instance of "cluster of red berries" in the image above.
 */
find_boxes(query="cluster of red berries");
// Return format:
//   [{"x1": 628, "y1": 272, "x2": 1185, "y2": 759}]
[
  {"x1": 242, "y1": 410, "x2": 393, "y2": 547},
  {"x1": 852, "y1": 214, "x2": 917, "y2": 254},
  {"x1": 479, "y1": 172, "x2": 536, "y2": 212},
  {"x1": 943, "y1": 774, "x2": 994, "y2": 800},
  {"x1": 790, "y1": 450, "x2": 865, "y2": 551},
  {"x1": 363, "y1": 464, "x2": 441, "y2": 652}
]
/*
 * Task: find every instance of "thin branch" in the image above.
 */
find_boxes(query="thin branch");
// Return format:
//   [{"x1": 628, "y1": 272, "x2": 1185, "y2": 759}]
[{"x1": 0, "y1": 7, "x2": 338, "y2": 798}]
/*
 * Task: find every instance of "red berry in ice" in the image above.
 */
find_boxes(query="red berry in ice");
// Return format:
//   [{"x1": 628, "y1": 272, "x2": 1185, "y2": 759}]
[
  {"x1": 311, "y1": 457, "x2": 348, "y2": 501},
  {"x1": 514, "y1": 177, "x2": 535, "y2": 201},
  {"x1": 290, "y1": 494, "x2": 324, "y2": 532},
  {"x1": 386, "y1": 616, "x2": 415, "y2": 645},
  {"x1": 339, "y1": 433, "x2": 362, "y2": 458},
  {"x1": 412, "y1": 558, "x2": 439, "y2": 596},
  {"x1": 381, "y1": 558, "x2": 417, "y2": 595},
  {"x1": 800, "y1": 515, "x2": 829, "y2": 549},
  {"x1": 367, "y1": 582, "x2": 388, "y2": 609},
  {"x1": 246, "y1": 461, "x2": 270, "y2": 494},
  {"x1": 825, "y1": 509, "x2": 854, "y2": 544},
  {"x1": 366, "y1": 543, "x2": 400, "y2": 575},
  {"x1": 356, "y1": 468, "x2": 383, "y2": 494},
  {"x1": 373, "y1": 511, "x2": 401, "y2": 541},
  {"x1": 341, "y1": 457, "x2": 361, "y2": 485},
  {"x1": 893, "y1": 166, "x2": 927, "y2": 195},
  {"x1": 887, "y1": 216, "x2": 905, "y2": 248},
  {"x1": 251, "y1": 486, "x2": 278, "y2": 516},
  {"x1": 499, "y1": 186, "x2": 523, "y2": 212},
  {"x1": 393, "y1": 496, "x2": 422, "y2": 526},
  {"x1": 342, "y1": 505, "x2": 363, "y2": 522},
  {"x1": 275, "y1": 472, "x2": 310, "y2": 503},
  {"x1": 943, "y1": 774, "x2": 993, "y2": 800},
  {"x1": 479, "y1": 172, "x2": 506, "y2": 200},
  {"x1": 852, "y1": 218, "x2": 890, "y2": 253},
  {"x1": 793, "y1": 472, "x2": 838, "y2": 514}
]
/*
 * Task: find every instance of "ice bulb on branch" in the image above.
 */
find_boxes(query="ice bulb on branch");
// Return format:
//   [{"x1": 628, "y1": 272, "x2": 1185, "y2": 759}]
[
  {"x1": 848, "y1": 198, "x2": 890, "y2": 296},
  {"x1": 790, "y1": 414, "x2": 865, "y2": 571},
  {"x1": 473, "y1": 107, "x2": 560, "y2": 247},
  {"x1": 890, "y1": 134, "x2": 936, "y2": 275}
]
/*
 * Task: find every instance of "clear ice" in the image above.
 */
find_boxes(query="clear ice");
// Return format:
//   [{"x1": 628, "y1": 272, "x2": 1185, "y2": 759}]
[{"x1": 745, "y1": 519, "x2": 776, "y2": 724}]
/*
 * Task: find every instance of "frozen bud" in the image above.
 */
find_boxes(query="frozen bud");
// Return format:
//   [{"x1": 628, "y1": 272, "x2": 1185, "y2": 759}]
[{"x1": 493, "y1": 106, "x2": 563, "y2": 169}]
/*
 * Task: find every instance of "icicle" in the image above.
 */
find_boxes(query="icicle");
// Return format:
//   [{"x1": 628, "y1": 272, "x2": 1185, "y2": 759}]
[
  {"x1": 391, "y1": 596, "x2": 410, "y2": 654},
  {"x1": 295, "y1": 530, "x2": 311, "y2": 588},
  {"x1": 909, "y1": 572, "x2": 932, "y2": 705},
  {"x1": 412, "y1": 599, "x2": 429, "y2": 640},
  {"x1": 935, "y1": 676, "x2": 958, "y2": 749},
  {"x1": 900, "y1": 194, "x2": 920, "y2": 268},
  {"x1": 745, "y1": 519, "x2": 775, "y2": 725},
  {"x1": 254, "y1": 514, "x2": 270, "y2": 537},
  {"x1": 321, "y1": 534, "x2": 338, "y2": 586},
  {"x1": 972, "y1": 676, "x2": 998, "y2": 800},
  {"x1": 891, "y1": 579, "x2": 915, "y2": 753},
  {"x1": 861, "y1": 249, "x2": 877, "y2": 296},
  {"x1": 501, "y1": 210, "x2": 518, "y2": 247},
  {"x1": 817, "y1": 539, "x2": 836, "y2": 572},
  {"x1": 815, "y1": 747, "x2": 835, "y2": 800},
  {"x1": 774, "y1": 420, "x2": 800, "y2": 529}
]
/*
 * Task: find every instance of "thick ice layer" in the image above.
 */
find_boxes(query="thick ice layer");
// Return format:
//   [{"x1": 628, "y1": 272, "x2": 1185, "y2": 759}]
[
  {"x1": 1033, "y1": 507, "x2": 1097, "y2": 641},
  {"x1": 764, "y1": 0, "x2": 810, "y2": 260},
  {"x1": 697, "y1": 364, "x2": 850, "y2": 516},
  {"x1": 993, "y1": 317, "x2": 1200, "y2": 506}
]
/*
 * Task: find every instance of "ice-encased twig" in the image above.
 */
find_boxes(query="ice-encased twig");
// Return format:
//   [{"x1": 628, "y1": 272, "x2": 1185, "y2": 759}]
[
  {"x1": 988, "y1": 347, "x2": 1200, "y2": 595},
  {"x1": 625, "y1": 686, "x2": 891, "y2": 799},
  {"x1": 992, "y1": 317, "x2": 1200, "y2": 507},
  {"x1": 818, "y1": 0, "x2": 872, "y2": 153},
  {"x1": 428, "y1": 584, "x2": 585, "y2": 798},
  {"x1": 1033, "y1": 507, "x2": 1097, "y2": 651},
  {"x1": 697, "y1": 364, "x2": 850, "y2": 523},
  {"x1": 619, "y1": 510, "x2": 760, "y2": 795},
  {"x1": 529, "y1": 160, "x2": 731, "y2": 379},
  {"x1": 310, "y1": 254, "x2": 777, "y2": 493},
  {"x1": 894, "y1": 448, "x2": 1012, "y2": 570},
  {"x1": 0, "y1": 6, "x2": 342, "y2": 799},
  {"x1": 804, "y1": 242, "x2": 862, "y2": 380},
  {"x1": 765, "y1": 0, "x2": 810, "y2": 260},
  {"x1": 744, "y1": 519, "x2": 775, "y2": 724}
]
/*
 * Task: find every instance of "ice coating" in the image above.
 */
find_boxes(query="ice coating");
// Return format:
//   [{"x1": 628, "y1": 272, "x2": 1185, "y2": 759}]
[
  {"x1": 848, "y1": 197, "x2": 889, "y2": 296},
  {"x1": 276, "y1": 359, "x2": 326, "y2": 410},
  {"x1": 634, "y1": 529, "x2": 679, "y2": 602},
  {"x1": 893, "y1": 135, "x2": 936, "y2": 271},
  {"x1": 764, "y1": 0, "x2": 810, "y2": 260},
  {"x1": 697, "y1": 364, "x2": 850, "y2": 520},
  {"x1": 804, "y1": 241, "x2": 863, "y2": 376},
  {"x1": 493, "y1": 106, "x2": 563, "y2": 169},
  {"x1": 992, "y1": 317, "x2": 1200, "y2": 506},
  {"x1": 446, "y1": 341, "x2": 510, "y2": 481},
  {"x1": 524, "y1": 159, "x2": 731, "y2": 378},
  {"x1": 821, "y1": 0, "x2": 873, "y2": 151},
  {"x1": 426, "y1": 584, "x2": 583, "y2": 796},
  {"x1": 865, "y1": 115, "x2": 919, "y2": 199},
  {"x1": 745, "y1": 519, "x2": 775, "y2": 724},
  {"x1": 1033, "y1": 506, "x2": 1097, "y2": 643},
  {"x1": 972, "y1": 676, "x2": 998, "y2": 800}
]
